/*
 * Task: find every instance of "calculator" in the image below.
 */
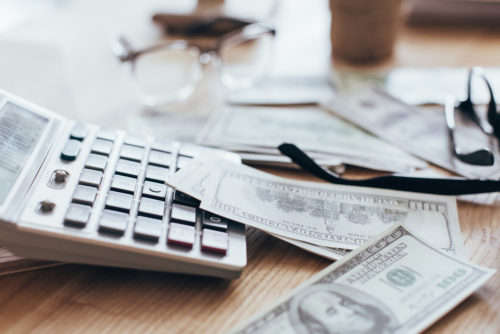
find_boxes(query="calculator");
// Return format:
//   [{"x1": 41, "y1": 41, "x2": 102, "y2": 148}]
[{"x1": 0, "y1": 90, "x2": 246, "y2": 279}]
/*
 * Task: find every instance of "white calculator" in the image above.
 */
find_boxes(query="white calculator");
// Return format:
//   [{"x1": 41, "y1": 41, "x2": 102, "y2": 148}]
[{"x1": 0, "y1": 90, "x2": 246, "y2": 279}]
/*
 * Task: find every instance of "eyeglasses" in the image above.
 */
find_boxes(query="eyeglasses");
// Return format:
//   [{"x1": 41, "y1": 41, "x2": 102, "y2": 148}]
[
  {"x1": 444, "y1": 67, "x2": 499, "y2": 166},
  {"x1": 112, "y1": 21, "x2": 275, "y2": 108}
]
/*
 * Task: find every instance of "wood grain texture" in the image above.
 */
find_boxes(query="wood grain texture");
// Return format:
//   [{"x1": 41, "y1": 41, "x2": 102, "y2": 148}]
[{"x1": 1, "y1": 1, "x2": 500, "y2": 333}]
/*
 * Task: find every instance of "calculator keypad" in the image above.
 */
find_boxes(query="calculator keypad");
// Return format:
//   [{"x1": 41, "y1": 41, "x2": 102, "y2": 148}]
[{"x1": 63, "y1": 131, "x2": 241, "y2": 259}]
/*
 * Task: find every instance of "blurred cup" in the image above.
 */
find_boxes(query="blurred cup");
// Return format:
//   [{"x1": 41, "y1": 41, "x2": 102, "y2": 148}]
[{"x1": 329, "y1": 0, "x2": 402, "y2": 62}]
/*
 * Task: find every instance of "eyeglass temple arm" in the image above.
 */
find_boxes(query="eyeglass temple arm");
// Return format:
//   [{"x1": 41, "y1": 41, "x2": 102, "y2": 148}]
[
  {"x1": 463, "y1": 67, "x2": 499, "y2": 138},
  {"x1": 278, "y1": 143, "x2": 500, "y2": 195},
  {"x1": 111, "y1": 35, "x2": 136, "y2": 62}
]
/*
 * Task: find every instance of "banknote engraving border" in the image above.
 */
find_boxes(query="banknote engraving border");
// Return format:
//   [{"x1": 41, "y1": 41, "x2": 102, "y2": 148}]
[{"x1": 213, "y1": 170, "x2": 457, "y2": 251}]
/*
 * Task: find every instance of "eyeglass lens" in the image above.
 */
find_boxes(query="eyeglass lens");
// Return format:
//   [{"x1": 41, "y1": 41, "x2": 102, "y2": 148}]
[
  {"x1": 130, "y1": 32, "x2": 273, "y2": 107},
  {"x1": 133, "y1": 47, "x2": 203, "y2": 107}
]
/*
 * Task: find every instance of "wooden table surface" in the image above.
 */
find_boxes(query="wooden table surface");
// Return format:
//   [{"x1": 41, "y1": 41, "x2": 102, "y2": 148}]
[{"x1": 1, "y1": 1, "x2": 500, "y2": 333}]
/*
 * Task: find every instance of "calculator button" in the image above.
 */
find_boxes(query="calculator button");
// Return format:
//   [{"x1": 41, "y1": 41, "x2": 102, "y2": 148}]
[
  {"x1": 173, "y1": 191, "x2": 200, "y2": 207},
  {"x1": 134, "y1": 216, "x2": 162, "y2": 241},
  {"x1": 54, "y1": 170, "x2": 69, "y2": 183},
  {"x1": 115, "y1": 159, "x2": 141, "y2": 178},
  {"x1": 72, "y1": 185, "x2": 98, "y2": 206},
  {"x1": 142, "y1": 181, "x2": 167, "y2": 200},
  {"x1": 170, "y1": 203, "x2": 197, "y2": 225},
  {"x1": 167, "y1": 223, "x2": 195, "y2": 248},
  {"x1": 70, "y1": 123, "x2": 89, "y2": 141},
  {"x1": 138, "y1": 197, "x2": 165, "y2": 219},
  {"x1": 39, "y1": 200, "x2": 55, "y2": 213},
  {"x1": 99, "y1": 210, "x2": 128, "y2": 235},
  {"x1": 91, "y1": 138, "x2": 114, "y2": 156},
  {"x1": 201, "y1": 228, "x2": 228, "y2": 255},
  {"x1": 176, "y1": 156, "x2": 192, "y2": 170},
  {"x1": 105, "y1": 191, "x2": 133, "y2": 213},
  {"x1": 145, "y1": 165, "x2": 170, "y2": 183},
  {"x1": 202, "y1": 212, "x2": 228, "y2": 231},
  {"x1": 79, "y1": 169, "x2": 103, "y2": 188},
  {"x1": 110, "y1": 174, "x2": 137, "y2": 194},
  {"x1": 148, "y1": 149, "x2": 172, "y2": 167},
  {"x1": 85, "y1": 153, "x2": 108, "y2": 171},
  {"x1": 64, "y1": 203, "x2": 91, "y2": 227},
  {"x1": 151, "y1": 140, "x2": 174, "y2": 153},
  {"x1": 60, "y1": 139, "x2": 81, "y2": 161},
  {"x1": 120, "y1": 144, "x2": 145, "y2": 162},
  {"x1": 96, "y1": 128, "x2": 117, "y2": 141},
  {"x1": 124, "y1": 135, "x2": 147, "y2": 147}
]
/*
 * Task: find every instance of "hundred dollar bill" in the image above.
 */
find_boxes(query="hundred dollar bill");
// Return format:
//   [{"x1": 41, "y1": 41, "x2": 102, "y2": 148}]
[
  {"x1": 272, "y1": 234, "x2": 351, "y2": 260},
  {"x1": 321, "y1": 86, "x2": 500, "y2": 180},
  {"x1": 197, "y1": 105, "x2": 427, "y2": 173},
  {"x1": 169, "y1": 156, "x2": 465, "y2": 256},
  {"x1": 229, "y1": 224, "x2": 495, "y2": 334}
]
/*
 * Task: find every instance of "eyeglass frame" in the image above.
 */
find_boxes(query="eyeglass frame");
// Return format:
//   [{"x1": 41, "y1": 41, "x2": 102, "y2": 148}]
[
  {"x1": 112, "y1": 22, "x2": 276, "y2": 89},
  {"x1": 457, "y1": 66, "x2": 499, "y2": 141}
]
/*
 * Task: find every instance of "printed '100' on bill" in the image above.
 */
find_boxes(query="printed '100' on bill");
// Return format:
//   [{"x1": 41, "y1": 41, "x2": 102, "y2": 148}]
[{"x1": 229, "y1": 224, "x2": 494, "y2": 334}]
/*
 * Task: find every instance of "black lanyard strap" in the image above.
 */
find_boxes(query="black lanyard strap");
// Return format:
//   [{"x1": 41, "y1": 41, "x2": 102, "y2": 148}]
[{"x1": 278, "y1": 143, "x2": 500, "y2": 195}]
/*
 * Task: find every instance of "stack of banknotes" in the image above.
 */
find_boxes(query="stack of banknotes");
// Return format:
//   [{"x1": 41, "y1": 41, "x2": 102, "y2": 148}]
[
  {"x1": 197, "y1": 105, "x2": 427, "y2": 173},
  {"x1": 167, "y1": 155, "x2": 495, "y2": 333}
]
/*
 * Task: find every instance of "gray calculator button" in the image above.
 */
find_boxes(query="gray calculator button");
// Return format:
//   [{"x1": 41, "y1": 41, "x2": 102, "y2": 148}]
[
  {"x1": 96, "y1": 128, "x2": 117, "y2": 141},
  {"x1": 167, "y1": 223, "x2": 195, "y2": 248},
  {"x1": 148, "y1": 149, "x2": 172, "y2": 167},
  {"x1": 201, "y1": 228, "x2": 228, "y2": 255},
  {"x1": 72, "y1": 185, "x2": 98, "y2": 206},
  {"x1": 79, "y1": 169, "x2": 103, "y2": 188},
  {"x1": 142, "y1": 181, "x2": 167, "y2": 200},
  {"x1": 99, "y1": 210, "x2": 128, "y2": 235},
  {"x1": 170, "y1": 203, "x2": 197, "y2": 225},
  {"x1": 91, "y1": 138, "x2": 114, "y2": 156},
  {"x1": 120, "y1": 144, "x2": 145, "y2": 162},
  {"x1": 85, "y1": 153, "x2": 108, "y2": 171},
  {"x1": 70, "y1": 123, "x2": 89, "y2": 141},
  {"x1": 64, "y1": 203, "x2": 91, "y2": 227},
  {"x1": 173, "y1": 190, "x2": 199, "y2": 207},
  {"x1": 124, "y1": 135, "x2": 147, "y2": 147},
  {"x1": 105, "y1": 191, "x2": 133, "y2": 213},
  {"x1": 151, "y1": 140, "x2": 174, "y2": 153},
  {"x1": 60, "y1": 139, "x2": 81, "y2": 161},
  {"x1": 134, "y1": 216, "x2": 162, "y2": 241},
  {"x1": 202, "y1": 211, "x2": 228, "y2": 231},
  {"x1": 138, "y1": 197, "x2": 165, "y2": 219},
  {"x1": 145, "y1": 165, "x2": 170, "y2": 183},
  {"x1": 176, "y1": 155, "x2": 193, "y2": 170},
  {"x1": 115, "y1": 159, "x2": 141, "y2": 178},
  {"x1": 110, "y1": 174, "x2": 137, "y2": 194}
]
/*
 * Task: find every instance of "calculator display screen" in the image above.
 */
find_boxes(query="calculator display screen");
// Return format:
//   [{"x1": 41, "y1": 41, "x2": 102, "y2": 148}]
[{"x1": 0, "y1": 102, "x2": 49, "y2": 205}]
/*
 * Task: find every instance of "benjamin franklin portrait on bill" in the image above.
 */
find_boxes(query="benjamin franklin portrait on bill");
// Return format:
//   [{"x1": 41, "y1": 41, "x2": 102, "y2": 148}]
[{"x1": 288, "y1": 283, "x2": 399, "y2": 334}]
